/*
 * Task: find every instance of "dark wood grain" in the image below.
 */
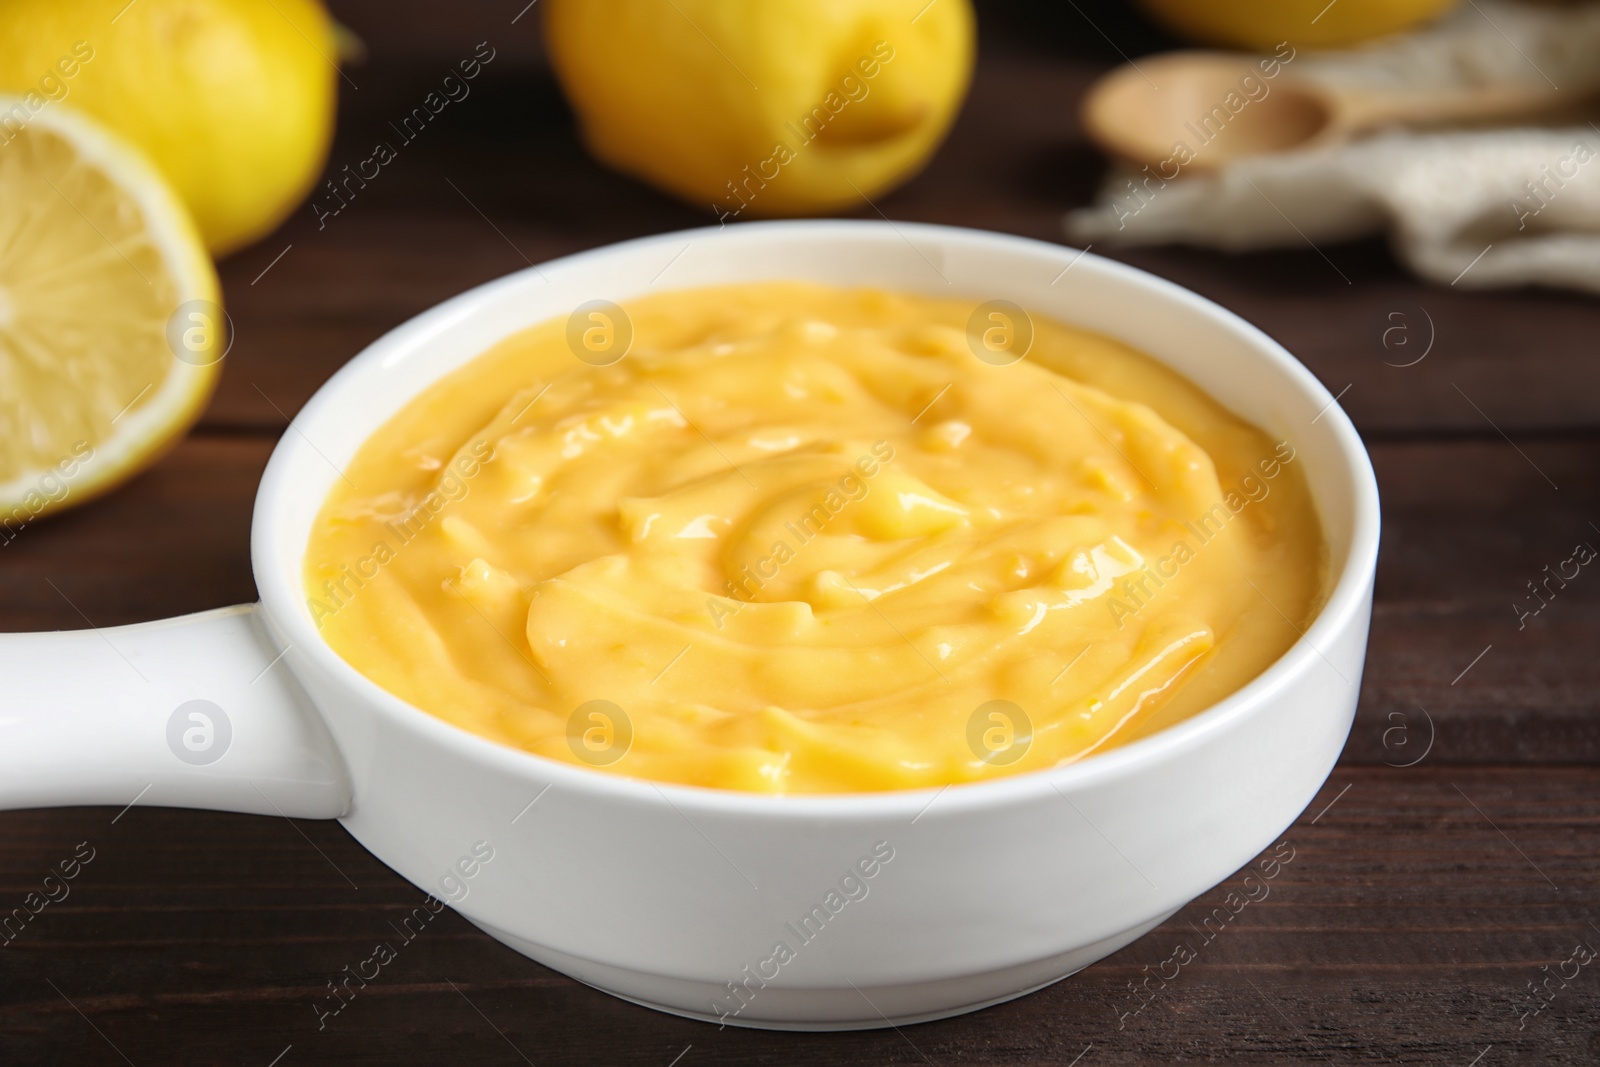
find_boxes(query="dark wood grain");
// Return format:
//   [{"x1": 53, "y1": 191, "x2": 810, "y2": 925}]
[
  {"x1": 1, "y1": 0, "x2": 1596, "y2": 1063},
  {"x1": 3, "y1": 769, "x2": 1597, "y2": 1065}
]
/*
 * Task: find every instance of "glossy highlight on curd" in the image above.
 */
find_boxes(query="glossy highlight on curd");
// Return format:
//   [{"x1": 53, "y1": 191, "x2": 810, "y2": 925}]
[{"x1": 304, "y1": 283, "x2": 1326, "y2": 794}]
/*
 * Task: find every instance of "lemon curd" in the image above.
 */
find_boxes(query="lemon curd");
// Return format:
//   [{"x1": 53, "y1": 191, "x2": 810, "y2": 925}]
[{"x1": 304, "y1": 283, "x2": 1326, "y2": 794}]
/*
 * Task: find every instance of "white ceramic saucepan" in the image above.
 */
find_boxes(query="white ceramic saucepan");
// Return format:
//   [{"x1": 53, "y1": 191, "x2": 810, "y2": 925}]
[{"x1": 1, "y1": 221, "x2": 1379, "y2": 1030}]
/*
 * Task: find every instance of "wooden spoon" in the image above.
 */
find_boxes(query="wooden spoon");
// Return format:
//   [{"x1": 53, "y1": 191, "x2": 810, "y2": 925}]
[{"x1": 1082, "y1": 51, "x2": 1577, "y2": 174}]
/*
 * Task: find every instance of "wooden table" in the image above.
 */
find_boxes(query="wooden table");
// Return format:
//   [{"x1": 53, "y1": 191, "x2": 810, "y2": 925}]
[{"x1": 4, "y1": 3, "x2": 1597, "y2": 1063}]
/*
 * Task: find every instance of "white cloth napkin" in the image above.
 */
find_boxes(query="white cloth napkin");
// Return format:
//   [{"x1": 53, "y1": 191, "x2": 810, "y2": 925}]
[{"x1": 1065, "y1": 1, "x2": 1600, "y2": 292}]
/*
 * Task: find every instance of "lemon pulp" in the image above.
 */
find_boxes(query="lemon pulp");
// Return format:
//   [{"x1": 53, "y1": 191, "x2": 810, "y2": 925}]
[{"x1": 0, "y1": 103, "x2": 220, "y2": 517}]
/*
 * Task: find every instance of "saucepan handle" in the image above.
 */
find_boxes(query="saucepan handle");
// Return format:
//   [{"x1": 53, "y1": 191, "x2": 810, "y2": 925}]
[{"x1": 0, "y1": 604, "x2": 350, "y2": 817}]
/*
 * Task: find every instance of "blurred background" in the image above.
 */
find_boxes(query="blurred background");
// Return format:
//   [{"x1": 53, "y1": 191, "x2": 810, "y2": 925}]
[
  {"x1": 150, "y1": 0, "x2": 1600, "y2": 449},
  {"x1": 5, "y1": 0, "x2": 1597, "y2": 547}
]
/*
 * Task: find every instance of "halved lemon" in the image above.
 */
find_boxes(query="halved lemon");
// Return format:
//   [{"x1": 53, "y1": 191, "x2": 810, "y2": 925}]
[{"x1": 0, "y1": 98, "x2": 222, "y2": 532}]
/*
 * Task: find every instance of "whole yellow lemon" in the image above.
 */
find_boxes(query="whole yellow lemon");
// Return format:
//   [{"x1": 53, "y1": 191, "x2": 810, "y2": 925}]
[
  {"x1": 0, "y1": 0, "x2": 339, "y2": 255},
  {"x1": 544, "y1": 0, "x2": 975, "y2": 218},
  {"x1": 1138, "y1": 0, "x2": 1459, "y2": 50}
]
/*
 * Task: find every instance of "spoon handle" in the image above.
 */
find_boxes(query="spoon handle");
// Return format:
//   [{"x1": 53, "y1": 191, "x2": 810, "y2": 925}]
[{"x1": 1328, "y1": 82, "x2": 1583, "y2": 135}]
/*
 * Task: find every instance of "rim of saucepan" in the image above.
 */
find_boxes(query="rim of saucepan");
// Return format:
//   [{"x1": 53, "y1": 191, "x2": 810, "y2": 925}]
[{"x1": 254, "y1": 220, "x2": 1380, "y2": 820}]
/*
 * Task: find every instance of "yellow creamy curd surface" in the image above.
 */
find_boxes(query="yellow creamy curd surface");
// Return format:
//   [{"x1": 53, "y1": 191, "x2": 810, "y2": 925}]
[{"x1": 305, "y1": 283, "x2": 1326, "y2": 794}]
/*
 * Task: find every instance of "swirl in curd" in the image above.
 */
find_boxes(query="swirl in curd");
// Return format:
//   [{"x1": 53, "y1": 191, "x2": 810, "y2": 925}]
[{"x1": 305, "y1": 283, "x2": 1325, "y2": 794}]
